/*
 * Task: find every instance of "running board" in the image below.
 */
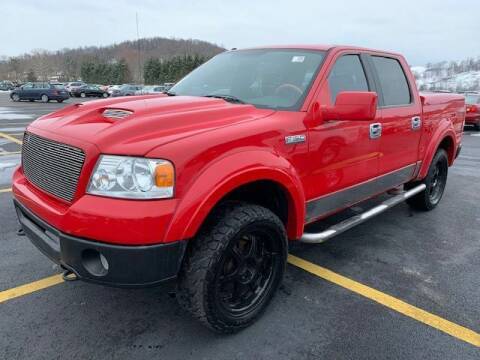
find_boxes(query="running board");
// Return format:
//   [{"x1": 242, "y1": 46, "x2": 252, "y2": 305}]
[{"x1": 300, "y1": 184, "x2": 426, "y2": 244}]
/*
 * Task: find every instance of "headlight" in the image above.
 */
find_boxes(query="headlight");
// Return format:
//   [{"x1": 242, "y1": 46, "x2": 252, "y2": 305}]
[{"x1": 87, "y1": 155, "x2": 174, "y2": 199}]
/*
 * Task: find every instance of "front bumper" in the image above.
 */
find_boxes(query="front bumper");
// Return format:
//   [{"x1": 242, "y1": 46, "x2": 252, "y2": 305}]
[
  {"x1": 50, "y1": 94, "x2": 70, "y2": 100},
  {"x1": 15, "y1": 200, "x2": 187, "y2": 287}
]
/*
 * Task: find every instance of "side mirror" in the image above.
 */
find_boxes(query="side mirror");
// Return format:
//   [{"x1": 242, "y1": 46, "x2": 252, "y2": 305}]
[{"x1": 323, "y1": 91, "x2": 377, "y2": 121}]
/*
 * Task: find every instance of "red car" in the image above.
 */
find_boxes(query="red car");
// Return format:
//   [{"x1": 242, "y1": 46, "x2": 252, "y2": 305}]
[
  {"x1": 465, "y1": 93, "x2": 480, "y2": 130},
  {"x1": 13, "y1": 45, "x2": 464, "y2": 332}
]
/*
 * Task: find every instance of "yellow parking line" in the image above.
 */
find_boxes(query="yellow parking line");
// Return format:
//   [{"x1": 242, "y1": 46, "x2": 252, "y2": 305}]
[
  {"x1": 0, "y1": 252, "x2": 477, "y2": 348},
  {"x1": 0, "y1": 131, "x2": 23, "y2": 145},
  {"x1": 288, "y1": 255, "x2": 480, "y2": 348},
  {"x1": 0, "y1": 188, "x2": 12, "y2": 193},
  {"x1": 0, "y1": 274, "x2": 64, "y2": 304},
  {"x1": 0, "y1": 151, "x2": 21, "y2": 155}
]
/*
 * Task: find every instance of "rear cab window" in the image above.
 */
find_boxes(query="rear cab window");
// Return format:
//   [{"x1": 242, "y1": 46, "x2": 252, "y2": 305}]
[{"x1": 370, "y1": 56, "x2": 412, "y2": 107}]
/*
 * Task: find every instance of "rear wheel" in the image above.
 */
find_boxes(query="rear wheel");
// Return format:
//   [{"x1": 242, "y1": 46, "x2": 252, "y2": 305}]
[
  {"x1": 406, "y1": 149, "x2": 448, "y2": 211},
  {"x1": 102, "y1": 92, "x2": 108, "y2": 98},
  {"x1": 474, "y1": 123, "x2": 480, "y2": 131},
  {"x1": 41, "y1": 94, "x2": 49, "y2": 103},
  {"x1": 177, "y1": 203, "x2": 287, "y2": 333},
  {"x1": 80, "y1": 92, "x2": 86, "y2": 98}
]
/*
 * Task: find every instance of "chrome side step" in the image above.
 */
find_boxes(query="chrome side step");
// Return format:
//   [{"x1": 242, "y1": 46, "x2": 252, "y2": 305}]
[{"x1": 300, "y1": 184, "x2": 426, "y2": 244}]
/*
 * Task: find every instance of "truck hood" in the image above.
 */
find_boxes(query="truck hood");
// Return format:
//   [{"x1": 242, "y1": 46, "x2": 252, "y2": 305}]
[{"x1": 28, "y1": 95, "x2": 275, "y2": 155}]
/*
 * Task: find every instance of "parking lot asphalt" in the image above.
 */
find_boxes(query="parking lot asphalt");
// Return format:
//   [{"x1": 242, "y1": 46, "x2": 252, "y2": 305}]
[{"x1": 0, "y1": 92, "x2": 479, "y2": 359}]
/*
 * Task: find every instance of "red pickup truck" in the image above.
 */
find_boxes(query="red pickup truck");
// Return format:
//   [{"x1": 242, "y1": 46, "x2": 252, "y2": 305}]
[
  {"x1": 13, "y1": 45, "x2": 464, "y2": 333},
  {"x1": 465, "y1": 93, "x2": 480, "y2": 130}
]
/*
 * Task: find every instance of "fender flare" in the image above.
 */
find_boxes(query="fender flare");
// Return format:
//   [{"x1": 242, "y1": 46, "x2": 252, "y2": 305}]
[
  {"x1": 417, "y1": 125, "x2": 457, "y2": 179},
  {"x1": 164, "y1": 150, "x2": 306, "y2": 242}
]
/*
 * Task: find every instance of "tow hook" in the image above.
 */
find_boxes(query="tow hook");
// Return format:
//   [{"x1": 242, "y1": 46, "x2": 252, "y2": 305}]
[
  {"x1": 62, "y1": 269, "x2": 78, "y2": 282},
  {"x1": 16, "y1": 228, "x2": 25, "y2": 236}
]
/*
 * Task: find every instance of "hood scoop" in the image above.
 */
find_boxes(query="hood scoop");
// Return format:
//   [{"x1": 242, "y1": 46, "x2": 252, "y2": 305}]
[{"x1": 102, "y1": 108, "x2": 133, "y2": 120}]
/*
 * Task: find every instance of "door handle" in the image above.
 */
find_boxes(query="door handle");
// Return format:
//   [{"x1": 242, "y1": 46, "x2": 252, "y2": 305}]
[
  {"x1": 369, "y1": 123, "x2": 382, "y2": 139},
  {"x1": 411, "y1": 116, "x2": 422, "y2": 130}
]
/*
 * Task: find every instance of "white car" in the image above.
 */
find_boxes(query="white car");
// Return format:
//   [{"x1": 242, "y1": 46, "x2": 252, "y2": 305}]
[
  {"x1": 65, "y1": 82, "x2": 86, "y2": 95},
  {"x1": 134, "y1": 85, "x2": 165, "y2": 95}
]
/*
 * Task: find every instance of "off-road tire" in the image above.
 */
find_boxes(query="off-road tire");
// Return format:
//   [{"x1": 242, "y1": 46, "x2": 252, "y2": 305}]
[
  {"x1": 177, "y1": 202, "x2": 287, "y2": 333},
  {"x1": 405, "y1": 148, "x2": 448, "y2": 211}
]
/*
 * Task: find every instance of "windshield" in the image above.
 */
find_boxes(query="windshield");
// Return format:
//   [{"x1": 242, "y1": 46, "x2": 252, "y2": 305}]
[
  {"x1": 465, "y1": 94, "x2": 480, "y2": 104},
  {"x1": 169, "y1": 49, "x2": 326, "y2": 110}
]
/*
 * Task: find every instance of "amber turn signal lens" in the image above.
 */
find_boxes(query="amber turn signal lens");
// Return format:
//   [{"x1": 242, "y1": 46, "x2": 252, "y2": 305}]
[{"x1": 154, "y1": 162, "x2": 174, "y2": 187}]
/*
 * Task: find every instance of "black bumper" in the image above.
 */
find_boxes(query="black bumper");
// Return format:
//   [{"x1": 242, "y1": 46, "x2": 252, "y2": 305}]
[{"x1": 14, "y1": 201, "x2": 187, "y2": 288}]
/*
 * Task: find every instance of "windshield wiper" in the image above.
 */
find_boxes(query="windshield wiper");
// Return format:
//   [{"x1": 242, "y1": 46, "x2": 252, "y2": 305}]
[
  {"x1": 204, "y1": 94, "x2": 245, "y2": 104},
  {"x1": 164, "y1": 91, "x2": 176, "y2": 96}
]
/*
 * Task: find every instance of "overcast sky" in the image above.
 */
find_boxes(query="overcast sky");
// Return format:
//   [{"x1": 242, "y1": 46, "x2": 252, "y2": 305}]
[{"x1": 1, "y1": 0, "x2": 478, "y2": 65}]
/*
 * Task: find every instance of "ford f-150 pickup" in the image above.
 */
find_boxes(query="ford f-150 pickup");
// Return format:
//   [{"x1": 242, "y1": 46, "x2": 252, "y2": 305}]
[{"x1": 12, "y1": 45, "x2": 465, "y2": 333}]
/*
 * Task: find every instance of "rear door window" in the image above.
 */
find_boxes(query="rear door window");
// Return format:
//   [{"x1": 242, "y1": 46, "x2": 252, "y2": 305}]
[
  {"x1": 371, "y1": 56, "x2": 411, "y2": 106},
  {"x1": 328, "y1": 55, "x2": 369, "y2": 103}
]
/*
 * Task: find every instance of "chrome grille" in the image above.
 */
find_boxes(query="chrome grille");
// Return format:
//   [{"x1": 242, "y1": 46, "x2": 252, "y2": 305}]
[{"x1": 22, "y1": 133, "x2": 85, "y2": 202}]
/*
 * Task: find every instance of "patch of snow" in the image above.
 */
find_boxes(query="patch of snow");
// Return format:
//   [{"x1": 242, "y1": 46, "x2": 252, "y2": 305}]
[
  {"x1": 0, "y1": 113, "x2": 33, "y2": 120},
  {"x1": 0, "y1": 127, "x2": 26, "y2": 132},
  {"x1": 0, "y1": 106, "x2": 34, "y2": 120},
  {"x1": 411, "y1": 62, "x2": 480, "y2": 92}
]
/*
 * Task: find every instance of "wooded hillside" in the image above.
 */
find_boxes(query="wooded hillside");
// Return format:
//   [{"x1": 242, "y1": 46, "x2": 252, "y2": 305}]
[{"x1": 0, "y1": 37, "x2": 225, "y2": 83}]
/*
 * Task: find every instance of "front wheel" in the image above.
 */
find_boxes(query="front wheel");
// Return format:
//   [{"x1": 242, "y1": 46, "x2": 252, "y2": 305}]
[
  {"x1": 11, "y1": 94, "x2": 20, "y2": 102},
  {"x1": 80, "y1": 92, "x2": 86, "y2": 98},
  {"x1": 406, "y1": 148, "x2": 448, "y2": 211},
  {"x1": 41, "y1": 94, "x2": 49, "y2": 103},
  {"x1": 177, "y1": 203, "x2": 287, "y2": 333},
  {"x1": 102, "y1": 92, "x2": 108, "y2": 98}
]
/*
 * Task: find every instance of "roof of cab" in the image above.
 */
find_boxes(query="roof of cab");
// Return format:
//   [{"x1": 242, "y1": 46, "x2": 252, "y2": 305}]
[{"x1": 237, "y1": 44, "x2": 402, "y2": 57}]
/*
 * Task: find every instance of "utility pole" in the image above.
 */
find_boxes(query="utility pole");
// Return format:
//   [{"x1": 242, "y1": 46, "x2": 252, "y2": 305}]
[{"x1": 136, "y1": 12, "x2": 142, "y2": 83}]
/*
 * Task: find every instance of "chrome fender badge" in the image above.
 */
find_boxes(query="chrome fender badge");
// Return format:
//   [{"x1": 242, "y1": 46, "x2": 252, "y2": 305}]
[{"x1": 285, "y1": 134, "x2": 306, "y2": 145}]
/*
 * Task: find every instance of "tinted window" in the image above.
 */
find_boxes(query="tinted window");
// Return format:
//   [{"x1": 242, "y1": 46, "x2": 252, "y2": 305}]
[
  {"x1": 371, "y1": 56, "x2": 411, "y2": 106},
  {"x1": 328, "y1": 55, "x2": 369, "y2": 102}
]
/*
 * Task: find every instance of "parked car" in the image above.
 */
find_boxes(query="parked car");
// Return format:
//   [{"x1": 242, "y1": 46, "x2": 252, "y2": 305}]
[
  {"x1": 10, "y1": 82, "x2": 69, "y2": 103},
  {"x1": 0, "y1": 80, "x2": 15, "y2": 91},
  {"x1": 13, "y1": 45, "x2": 464, "y2": 333},
  {"x1": 65, "y1": 81, "x2": 86, "y2": 95},
  {"x1": 110, "y1": 84, "x2": 143, "y2": 97},
  {"x1": 106, "y1": 85, "x2": 120, "y2": 94},
  {"x1": 72, "y1": 84, "x2": 109, "y2": 98},
  {"x1": 465, "y1": 93, "x2": 480, "y2": 130},
  {"x1": 134, "y1": 85, "x2": 165, "y2": 95},
  {"x1": 163, "y1": 82, "x2": 175, "y2": 91}
]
